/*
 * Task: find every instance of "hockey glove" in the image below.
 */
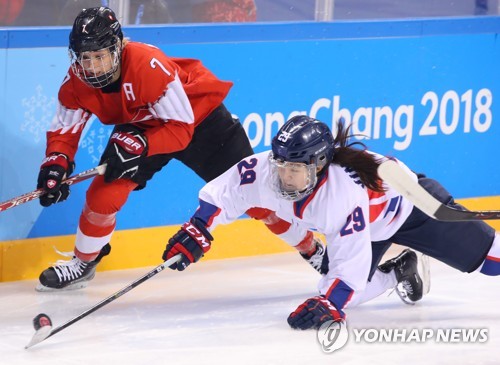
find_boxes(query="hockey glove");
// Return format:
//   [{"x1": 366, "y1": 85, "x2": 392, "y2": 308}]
[
  {"x1": 100, "y1": 125, "x2": 148, "y2": 183},
  {"x1": 287, "y1": 296, "x2": 344, "y2": 330},
  {"x1": 162, "y1": 218, "x2": 213, "y2": 271},
  {"x1": 37, "y1": 153, "x2": 75, "y2": 207}
]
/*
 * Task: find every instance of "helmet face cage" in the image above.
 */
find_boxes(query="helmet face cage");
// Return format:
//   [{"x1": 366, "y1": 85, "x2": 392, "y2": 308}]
[
  {"x1": 68, "y1": 7, "x2": 123, "y2": 88},
  {"x1": 269, "y1": 115, "x2": 335, "y2": 201},
  {"x1": 69, "y1": 40, "x2": 121, "y2": 88},
  {"x1": 269, "y1": 153, "x2": 318, "y2": 201}
]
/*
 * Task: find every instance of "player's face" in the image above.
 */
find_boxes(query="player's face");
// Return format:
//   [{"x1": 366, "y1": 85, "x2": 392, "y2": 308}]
[
  {"x1": 269, "y1": 153, "x2": 318, "y2": 201},
  {"x1": 276, "y1": 162, "x2": 310, "y2": 192},
  {"x1": 80, "y1": 49, "x2": 115, "y2": 77},
  {"x1": 70, "y1": 42, "x2": 122, "y2": 88}
]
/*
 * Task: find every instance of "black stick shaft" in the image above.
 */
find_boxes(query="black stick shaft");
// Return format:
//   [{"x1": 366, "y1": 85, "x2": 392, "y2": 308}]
[
  {"x1": 44, "y1": 255, "x2": 181, "y2": 342},
  {"x1": 434, "y1": 204, "x2": 500, "y2": 221},
  {"x1": 378, "y1": 160, "x2": 500, "y2": 222}
]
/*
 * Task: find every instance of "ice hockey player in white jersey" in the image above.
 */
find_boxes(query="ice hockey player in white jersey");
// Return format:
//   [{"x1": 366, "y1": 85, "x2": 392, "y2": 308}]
[{"x1": 162, "y1": 115, "x2": 498, "y2": 330}]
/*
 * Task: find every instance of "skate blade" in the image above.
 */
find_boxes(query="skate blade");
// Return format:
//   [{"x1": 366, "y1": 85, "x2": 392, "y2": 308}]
[{"x1": 35, "y1": 281, "x2": 89, "y2": 292}]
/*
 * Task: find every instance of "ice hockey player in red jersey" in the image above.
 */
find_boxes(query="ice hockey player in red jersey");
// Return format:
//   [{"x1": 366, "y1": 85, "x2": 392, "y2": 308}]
[
  {"x1": 162, "y1": 115, "x2": 498, "y2": 330},
  {"x1": 36, "y1": 6, "x2": 326, "y2": 291}
]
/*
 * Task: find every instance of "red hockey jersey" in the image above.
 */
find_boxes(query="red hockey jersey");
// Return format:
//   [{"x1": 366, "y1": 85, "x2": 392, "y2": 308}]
[{"x1": 46, "y1": 41, "x2": 232, "y2": 159}]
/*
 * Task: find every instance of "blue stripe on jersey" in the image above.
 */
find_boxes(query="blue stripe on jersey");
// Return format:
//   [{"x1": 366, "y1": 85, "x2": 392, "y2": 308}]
[
  {"x1": 193, "y1": 199, "x2": 220, "y2": 226},
  {"x1": 325, "y1": 279, "x2": 354, "y2": 314},
  {"x1": 383, "y1": 196, "x2": 402, "y2": 218},
  {"x1": 293, "y1": 171, "x2": 329, "y2": 219},
  {"x1": 480, "y1": 256, "x2": 500, "y2": 276}
]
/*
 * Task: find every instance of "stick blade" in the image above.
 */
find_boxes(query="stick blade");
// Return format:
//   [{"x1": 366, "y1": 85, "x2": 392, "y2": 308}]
[{"x1": 25, "y1": 326, "x2": 52, "y2": 349}]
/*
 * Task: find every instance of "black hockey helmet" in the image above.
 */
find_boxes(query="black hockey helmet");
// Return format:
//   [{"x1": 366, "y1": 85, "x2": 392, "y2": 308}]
[
  {"x1": 69, "y1": 7, "x2": 123, "y2": 55},
  {"x1": 68, "y1": 7, "x2": 124, "y2": 88}
]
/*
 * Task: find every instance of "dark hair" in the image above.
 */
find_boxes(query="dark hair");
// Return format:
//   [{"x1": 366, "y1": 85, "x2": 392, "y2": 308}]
[{"x1": 331, "y1": 119, "x2": 384, "y2": 192}]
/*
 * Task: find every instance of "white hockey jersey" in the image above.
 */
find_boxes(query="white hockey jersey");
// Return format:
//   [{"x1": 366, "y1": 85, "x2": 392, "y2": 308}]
[{"x1": 192, "y1": 150, "x2": 416, "y2": 313}]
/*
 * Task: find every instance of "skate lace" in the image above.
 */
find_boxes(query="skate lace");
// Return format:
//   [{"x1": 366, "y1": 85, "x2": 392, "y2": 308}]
[
  {"x1": 51, "y1": 248, "x2": 88, "y2": 282},
  {"x1": 389, "y1": 280, "x2": 415, "y2": 305},
  {"x1": 401, "y1": 280, "x2": 414, "y2": 294}
]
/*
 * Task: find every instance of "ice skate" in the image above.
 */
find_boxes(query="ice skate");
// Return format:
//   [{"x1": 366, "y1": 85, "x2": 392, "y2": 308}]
[
  {"x1": 300, "y1": 238, "x2": 329, "y2": 275},
  {"x1": 36, "y1": 244, "x2": 111, "y2": 292},
  {"x1": 378, "y1": 249, "x2": 430, "y2": 305}
]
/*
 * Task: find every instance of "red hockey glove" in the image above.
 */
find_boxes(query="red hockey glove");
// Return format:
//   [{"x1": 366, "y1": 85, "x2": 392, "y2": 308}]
[
  {"x1": 100, "y1": 125, "x2": 148, "y2": 183},
  {"x1": 37, "y1": 153, "x2": 75, "y2": 207},
  {"x1": 287, "y1": 296, "x2": 344, "y2": 330},
  {"x1": 162, "y1": 218, "x2": 213, "y2": 271}
]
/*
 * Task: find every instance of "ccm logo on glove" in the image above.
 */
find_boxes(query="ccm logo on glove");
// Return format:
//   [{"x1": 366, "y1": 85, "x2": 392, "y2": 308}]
[
  {"x1": 182, "y1": 222, "x2": 211, "y2": 249},
  {"x1": 110, "y1": 132, "x2": 146, "y2": 154},
  {"x1": 162, "y1": 218, "x2": 214, "y2": 271}
]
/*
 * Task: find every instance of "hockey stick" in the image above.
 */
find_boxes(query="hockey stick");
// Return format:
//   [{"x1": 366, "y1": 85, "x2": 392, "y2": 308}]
[
  {"x1": 0, "y1": 164, "x2": 106, "y2": 213},
  {"x1": 378, "y1": 159, "x2": 500, "y2": 221},
  {"x1": 25, "y1": 254, "x2": 182, "y2": 349}
]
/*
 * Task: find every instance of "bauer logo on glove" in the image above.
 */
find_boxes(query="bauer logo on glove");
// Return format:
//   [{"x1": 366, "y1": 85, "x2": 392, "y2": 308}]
[
  {"x1": 110, "y1": 132, "x2": 146, "y2": 155},
  {"x1": 100, "y1": 126, "x2": 148, "y2": 183}
]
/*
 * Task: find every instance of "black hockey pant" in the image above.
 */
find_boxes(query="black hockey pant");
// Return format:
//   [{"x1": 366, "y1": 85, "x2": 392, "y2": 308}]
[{"x1": 369, "y1": 175, "x2": 496, "y2": 279}]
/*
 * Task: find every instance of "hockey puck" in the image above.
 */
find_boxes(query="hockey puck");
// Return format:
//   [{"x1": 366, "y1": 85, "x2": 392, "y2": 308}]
[{"x1": 33, "y1": 313, "x2": 52, "y2": 331}]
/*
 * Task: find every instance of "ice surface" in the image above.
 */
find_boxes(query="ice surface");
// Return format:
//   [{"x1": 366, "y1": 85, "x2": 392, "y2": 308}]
[{"x1": 1, "y1": 250, "x2": 499, "y2": 364}]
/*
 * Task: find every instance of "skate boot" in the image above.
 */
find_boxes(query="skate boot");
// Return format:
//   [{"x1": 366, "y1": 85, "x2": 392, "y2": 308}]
[
  {"x1": 36, "y1": 244, "x2": 111, "y2": 292},
  {"x1": 378, "y1": 249, "x2": 430, "y2": 305},
  {"x1": 300, "y1": 238, "x2": 329, "y2": 275}
]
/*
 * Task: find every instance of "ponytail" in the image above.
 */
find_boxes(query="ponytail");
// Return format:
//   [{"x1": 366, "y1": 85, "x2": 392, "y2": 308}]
[{"x1": 331, "y1": 120, "x2": 384, "y2": 192}]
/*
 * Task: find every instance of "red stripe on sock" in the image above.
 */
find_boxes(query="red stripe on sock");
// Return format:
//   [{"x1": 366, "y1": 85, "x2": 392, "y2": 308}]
[{"x1": 74, "y1": 247, "x2": 100, "y2": 262}]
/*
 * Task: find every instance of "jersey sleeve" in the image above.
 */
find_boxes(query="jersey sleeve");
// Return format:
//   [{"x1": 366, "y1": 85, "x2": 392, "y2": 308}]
[
  {"x1": 192, "y1": 155, "x2": 261, "y2": 231},
  {"x1": 46, "y1": 72, "x2": 92, "y2": 160},
  {"x1": 317, "y1": 201, "x2": 373, "y2": 314}
]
